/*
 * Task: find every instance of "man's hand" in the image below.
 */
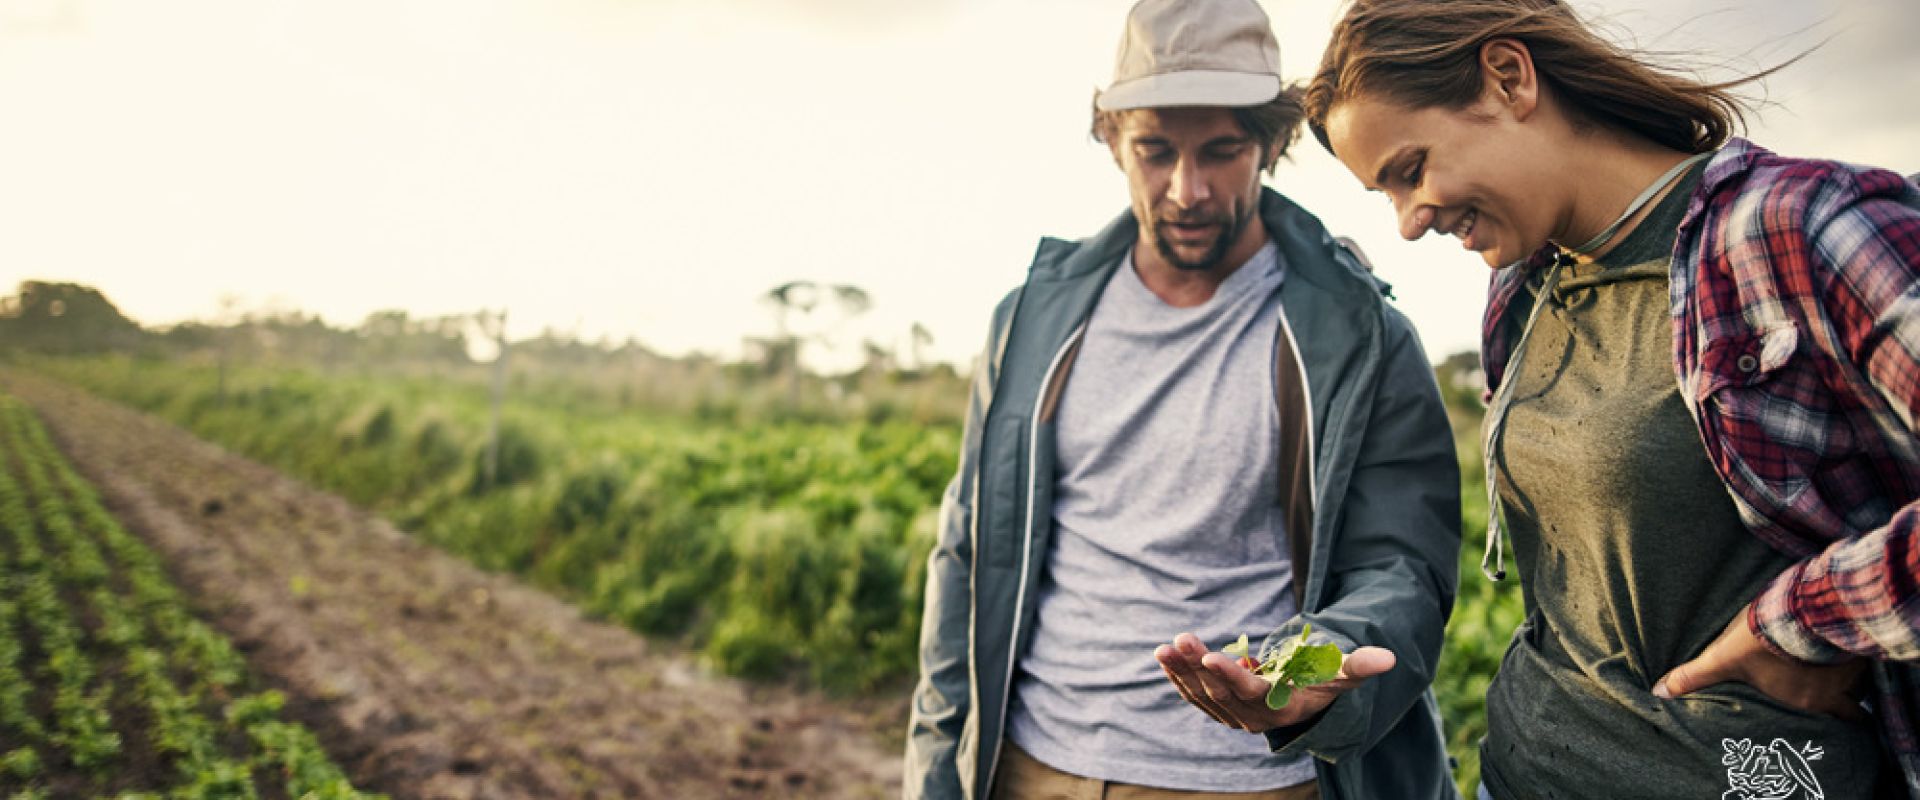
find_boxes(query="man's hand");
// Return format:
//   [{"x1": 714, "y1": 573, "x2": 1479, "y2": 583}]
[
  {"x1": 1154, "y1": 631, "x2": 1395, "y2": 733},
  {"x1": 1653, "y1": 603, "x2": 1869, "y2": 723}
]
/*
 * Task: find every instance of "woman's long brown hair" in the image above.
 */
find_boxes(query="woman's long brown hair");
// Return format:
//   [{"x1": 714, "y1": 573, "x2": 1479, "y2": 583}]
[{"x1": 1304, "y1": 0, "x2": 1787, "y2": 156}]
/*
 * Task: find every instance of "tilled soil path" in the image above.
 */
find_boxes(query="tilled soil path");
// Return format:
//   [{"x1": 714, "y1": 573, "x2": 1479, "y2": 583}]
[{"x1": 5, "y1": 372, "x2": 904, "y2": 799}]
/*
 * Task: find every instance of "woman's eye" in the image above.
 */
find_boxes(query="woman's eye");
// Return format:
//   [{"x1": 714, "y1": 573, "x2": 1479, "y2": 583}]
[{"x1": 1404, "y1": 158, "x2": 1424, "y2": 186}]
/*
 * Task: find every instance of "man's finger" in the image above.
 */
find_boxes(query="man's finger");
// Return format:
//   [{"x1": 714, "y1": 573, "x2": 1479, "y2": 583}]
[
  {"x1": 1157, "y1": 644, "x2": 1231, "y2": 724},
  {"x1": 1193, "y1": 656, "x2": 1283, "y2": 731},
  {"x1": 1168, "y1": 633, "x2": 1257, "y2": 720},
  {"x1": 1187, "y1": 654, "x2": 1262, "y2": 730},
  {"x1": 1167, "y1": 667, "x2": 1231, "y2": 725},
  {"x1": 1199, "y1": 652, "x2": 1273, "y2": 701},
  {"x1": 1173, "y1": 632, "x2": 1211, "y2": 660},
  {"x1": 1156, "y1": 641, "x2": 1221, "y2": 706},
  {"x1": 1156, "y1": 648, "x2": 1212, "y2": 708},
  {"x1": 1191, "y1": 654, "x2": 1247, "y2": 704}
]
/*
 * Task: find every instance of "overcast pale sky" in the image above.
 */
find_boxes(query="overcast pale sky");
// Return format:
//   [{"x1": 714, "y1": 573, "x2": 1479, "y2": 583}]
[{"x1": 1, "y1": 0, "x2": 1915, "y2": 369}]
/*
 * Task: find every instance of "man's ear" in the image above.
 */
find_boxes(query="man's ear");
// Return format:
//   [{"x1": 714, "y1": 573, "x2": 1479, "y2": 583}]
[{"x1": 1479, "y1": 37, "x2": 1539, "y2": 121}]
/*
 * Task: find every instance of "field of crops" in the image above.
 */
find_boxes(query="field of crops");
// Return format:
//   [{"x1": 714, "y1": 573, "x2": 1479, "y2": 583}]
[
  {"x1": 27, "y1": 355, "x2": 957, "y2": 696},
  {"x1": 0, "y1": 389, "x2": 383, "y2": 799},
  {"x1": 27, "y1": 353, "x2": 1523, "y2": 796}
]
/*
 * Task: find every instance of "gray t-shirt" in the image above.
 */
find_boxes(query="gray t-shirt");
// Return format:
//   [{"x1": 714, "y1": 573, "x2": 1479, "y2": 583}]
[{"x1": 1005, "y1": 241, "x2": 1315, "y2": 791}]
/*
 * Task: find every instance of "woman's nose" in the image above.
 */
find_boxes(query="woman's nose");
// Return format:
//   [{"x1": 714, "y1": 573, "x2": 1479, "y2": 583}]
[{"x1": 1397, "y1": 202, "x2": 1435, "y2": 241}]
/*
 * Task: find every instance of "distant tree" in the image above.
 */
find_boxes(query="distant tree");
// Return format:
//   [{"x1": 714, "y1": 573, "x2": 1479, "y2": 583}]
[
  {"x1": 860, "y1": 339, "x2": 896, "y2": 375},
  {"x1": 352, "y1": 309, "x2": 467, "y2": 363},
  {"x1": 830, "y1": 284, "x2": 871, "y2": 317},
  {"x1": 757, "y1": 280, "x2": 873, "y2": 403},
  {"x1": 0, "y1": 281, "x2": 145, "y2": 354},
  {"x1": 909, "y1": 323, "x2": 934, "y2": 370}
]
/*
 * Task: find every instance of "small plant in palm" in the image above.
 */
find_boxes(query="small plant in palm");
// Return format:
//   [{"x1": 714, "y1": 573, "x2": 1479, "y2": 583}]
[{"x1": 1222, "y1": 624, "x2": 1345, "y2": 710}]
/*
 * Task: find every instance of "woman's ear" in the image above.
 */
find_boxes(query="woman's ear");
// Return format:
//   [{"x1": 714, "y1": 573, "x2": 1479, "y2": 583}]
[{"x1": 1479, "y1": 38, "x2": 1539, "y2": 121}]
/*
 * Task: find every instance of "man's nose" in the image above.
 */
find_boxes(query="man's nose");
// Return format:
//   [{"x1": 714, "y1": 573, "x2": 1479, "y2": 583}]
[{"x1": 1169, "y1": 159, "x2": 1210, "y2": 207}]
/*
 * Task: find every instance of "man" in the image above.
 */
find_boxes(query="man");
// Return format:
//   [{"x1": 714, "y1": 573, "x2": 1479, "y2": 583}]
[{"x1": 903, "y1": 0, "x2": 1461, "y2": 798}]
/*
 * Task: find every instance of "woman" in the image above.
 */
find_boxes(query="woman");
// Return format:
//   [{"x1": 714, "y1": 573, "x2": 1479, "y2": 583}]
[{"x1": 1270, "y1": 0, "x2": 1918, "y2": 797}]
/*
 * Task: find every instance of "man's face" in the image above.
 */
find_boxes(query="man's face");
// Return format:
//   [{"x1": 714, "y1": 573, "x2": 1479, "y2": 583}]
[{"x1": 1108, "y1": 106, "x2": 1265, "y2": 272}]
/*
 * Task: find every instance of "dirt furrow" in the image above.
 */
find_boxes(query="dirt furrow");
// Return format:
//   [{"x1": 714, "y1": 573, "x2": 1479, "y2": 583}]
[{"x1": 4, "y1": 372, "x2": 901, "y2": 799}]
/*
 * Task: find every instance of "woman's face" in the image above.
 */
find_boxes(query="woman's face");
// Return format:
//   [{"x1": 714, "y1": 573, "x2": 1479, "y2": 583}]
[{"x1": 1324, "y1": 91, "x2": 1562, "y2": 269}]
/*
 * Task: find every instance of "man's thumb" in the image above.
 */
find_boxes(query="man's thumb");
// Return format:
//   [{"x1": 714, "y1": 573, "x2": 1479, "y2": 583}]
[{"x1": 1340, "y1": 646, "x2": 1396, "y2": 680}]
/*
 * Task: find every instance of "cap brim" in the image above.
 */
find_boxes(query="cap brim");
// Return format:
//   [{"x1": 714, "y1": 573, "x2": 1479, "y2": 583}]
[{"x1": 1096, "y1": 71, "x2": 1281, "y2": 111}]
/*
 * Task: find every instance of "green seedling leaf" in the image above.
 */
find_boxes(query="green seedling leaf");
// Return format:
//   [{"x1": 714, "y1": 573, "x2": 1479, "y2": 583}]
[
  {"x1": 1265, "y1": 680, "x2": 1292, "y2": 711},
  {"x1": 1228, "y1": 623, "x2": 1350, "y2": 710},
  {"x1": 1272, "y1": 636, "x2": 1301, "y2": 669},
  {"x1": 1284, "y1": 643, "x2": 1344, "y2": 687}
]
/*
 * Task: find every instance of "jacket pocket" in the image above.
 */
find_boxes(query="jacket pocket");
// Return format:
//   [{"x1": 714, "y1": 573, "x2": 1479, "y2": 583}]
[
  {"x1": 1693, "y1": 322, "x2": 1799, "y2": 399},
  {"x1": 1693, "y1": 321, "x2": 1820, "y2": 508},
  {"x1": 981, "y1": 414, "x2": 1028, "y2": 569}
]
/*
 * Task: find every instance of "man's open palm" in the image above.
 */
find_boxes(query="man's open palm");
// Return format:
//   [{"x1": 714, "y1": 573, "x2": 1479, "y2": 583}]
[{"x1": 1155, "y1": 631, "x2": 1395, "y2": 732}]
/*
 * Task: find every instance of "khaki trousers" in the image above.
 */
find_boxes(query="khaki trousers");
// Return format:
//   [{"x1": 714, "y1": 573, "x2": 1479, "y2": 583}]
[{"x1": 990, "y1": 741, "x2": 1321, "y2": 800}]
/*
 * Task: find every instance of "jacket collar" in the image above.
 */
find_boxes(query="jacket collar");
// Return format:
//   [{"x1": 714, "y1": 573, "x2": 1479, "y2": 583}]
[
  {"x1": 1029, "y1": 187, "x2": 1390, "y2": 303},
  {"x1": 1677, "y1": 137, "x2": 1765, "y2": 246}
]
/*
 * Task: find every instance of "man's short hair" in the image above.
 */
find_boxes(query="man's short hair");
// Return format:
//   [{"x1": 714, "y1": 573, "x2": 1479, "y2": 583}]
[{"x1": 1088, "y1": 87, "x2": 1308, "y2": 175}]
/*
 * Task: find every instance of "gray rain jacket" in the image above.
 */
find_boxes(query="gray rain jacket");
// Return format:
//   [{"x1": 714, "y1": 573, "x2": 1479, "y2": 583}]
[{"x1": 904, "y1": 188, "x2": 1463, "y2": 800}]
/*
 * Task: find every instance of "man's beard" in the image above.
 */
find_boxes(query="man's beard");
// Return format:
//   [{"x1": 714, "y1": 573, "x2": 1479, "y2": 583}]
[{"x1": 1153, "y1": 205, "x2": 1250, "y2": 271}]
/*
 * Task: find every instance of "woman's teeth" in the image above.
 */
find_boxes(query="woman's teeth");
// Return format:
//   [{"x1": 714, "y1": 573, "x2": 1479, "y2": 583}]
[{"x1": 1452, "y1": 209, "x2": 1477, "y2": 239}]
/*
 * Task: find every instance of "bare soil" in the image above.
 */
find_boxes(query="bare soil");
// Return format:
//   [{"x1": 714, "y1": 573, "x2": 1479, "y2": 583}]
[{"x1": 5, "y1": 372, "x2": 906, "y2": 800}]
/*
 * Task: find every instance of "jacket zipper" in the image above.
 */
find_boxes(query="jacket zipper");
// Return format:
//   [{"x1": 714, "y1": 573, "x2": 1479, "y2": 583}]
[{"x1": 982, "y1": 321, "x2": 1085, "y2": 797}]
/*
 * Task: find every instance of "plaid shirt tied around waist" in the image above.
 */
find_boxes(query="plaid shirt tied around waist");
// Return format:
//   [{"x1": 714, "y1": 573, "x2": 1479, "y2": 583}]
[{"x1": 1481, "y1": 138, "x2": 1920, "y2": 792}]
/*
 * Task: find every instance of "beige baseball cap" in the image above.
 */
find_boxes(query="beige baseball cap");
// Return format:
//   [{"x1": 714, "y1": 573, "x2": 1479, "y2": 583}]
[{"x1": 1096, "y1": 0, "x2": 1284, "y2": 111}]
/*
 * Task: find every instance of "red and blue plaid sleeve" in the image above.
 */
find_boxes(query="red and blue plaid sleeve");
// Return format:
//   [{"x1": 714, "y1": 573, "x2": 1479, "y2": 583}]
[{"x1": 1748, "y1": 171, "x2": 1920, "y2": 663}]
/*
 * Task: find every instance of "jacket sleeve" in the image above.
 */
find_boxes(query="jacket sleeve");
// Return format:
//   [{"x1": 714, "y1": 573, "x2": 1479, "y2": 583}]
[
  {"x1": 1266, "y1": 309, "x2": 1463, "y2": 762},
  {"x1": 1747, "y1": 182, "x2": 1920, "y2": 664},
  {"x1": 904, "y1": 290, "x2": 1018, "y2": 800}
]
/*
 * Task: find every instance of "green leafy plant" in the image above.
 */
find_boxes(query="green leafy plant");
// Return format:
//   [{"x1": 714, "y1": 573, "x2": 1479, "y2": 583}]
[
  {"x1": 1, "y1": 746, "x2": 39, "y2": 779},
  {"x1": 0, "y1": 393, "x2": 384, "y2": 798},
  {"x1": 1222, "y1": 624, "x2": 1345, "y2": 710}
]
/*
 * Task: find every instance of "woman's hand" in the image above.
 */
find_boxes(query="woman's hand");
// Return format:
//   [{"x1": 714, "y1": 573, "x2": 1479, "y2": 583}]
[
  {"x1": 1154, "y1": 632, "x2": 1396, "y2": 733},
  {"x1": 1654, "y1": 603, "x2": 1869, "y2": 723}
]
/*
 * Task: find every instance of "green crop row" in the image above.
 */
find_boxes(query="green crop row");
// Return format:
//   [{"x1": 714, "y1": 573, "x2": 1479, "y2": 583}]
[
  {"x1": 0, "y1": 391, "x2": 384, "y2": 799},
  {"x1": 27, "y1": 356, "x2": 956, "y2": 693},
  {"x1": 24, "y1": 355, "x2": 1525, "y2": 796}
]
